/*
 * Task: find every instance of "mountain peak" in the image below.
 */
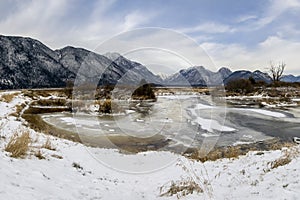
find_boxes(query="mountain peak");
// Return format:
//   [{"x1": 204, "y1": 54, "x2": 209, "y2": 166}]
[{"x1": 104, "y1": 52, "x2": 122, "y2": 61}]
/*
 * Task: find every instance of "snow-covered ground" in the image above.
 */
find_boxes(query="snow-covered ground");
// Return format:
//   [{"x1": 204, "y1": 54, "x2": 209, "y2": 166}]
[{"x1": 1, "y1": 92, "x2": 300, "y2": 199}]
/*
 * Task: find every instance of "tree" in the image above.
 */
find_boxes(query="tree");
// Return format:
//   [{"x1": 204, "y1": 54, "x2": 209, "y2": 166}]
[{"x1": 269, "y1": 61, "x2": 286, "y2": 82}]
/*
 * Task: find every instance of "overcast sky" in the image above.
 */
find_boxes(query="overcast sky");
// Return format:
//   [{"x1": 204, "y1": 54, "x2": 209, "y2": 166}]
[{"x1": 1, "y1": 0, "x2": 300, "y2": 75}]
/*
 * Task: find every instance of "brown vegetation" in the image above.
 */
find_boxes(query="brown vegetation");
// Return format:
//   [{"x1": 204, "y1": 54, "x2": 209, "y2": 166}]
[
  {"x1": 267, "y1": 146, "x2": 299, "y2": 170},
  {"x1": 0, "y1": 93, "x2": 17, "y2": 103},
  {"x1": 41, "y1": 138, "x2": 56, "y2": 151},
  {"x1": 160, "y1": 178, "x2": 203, "y2": 198},
  {"x1": 98, "y1": 99, "x2": 113, "y2": 113},
  {"x1": 5, "y1": 130, "x2": 31, "y2": 158},
  {"x1": 34, "y1": 150, "x2": 46, "y2": 160},
  {"x1": 226, "y1": 79, "x2": 255, "y2": 94},
  {"x1": 132, "y1": 80, "x2": 156, "y2": 100},
  {"x1": 185, "y1": 139, "x2": 296, "y2": 162}
]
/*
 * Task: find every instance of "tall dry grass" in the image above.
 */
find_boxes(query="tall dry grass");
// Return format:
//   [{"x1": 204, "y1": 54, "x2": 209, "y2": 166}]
[
  {"x1": 41, "y1": 137, "x2": 56, "y2": 151},
  {"x1": 268, "y1": 147, "x2": 299, "y2": 170},
  {"x1": 5, "y1": 130, "x2": 31, "y2": 158},
  {"x1": 160, "y1": 178, "x2": 203, "y2": 198},
  {"x1": 0, "y1": 93, "x2": 17, "y2": 103}
]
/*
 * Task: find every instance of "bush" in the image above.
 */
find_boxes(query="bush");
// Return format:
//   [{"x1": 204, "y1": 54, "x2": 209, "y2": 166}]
[
  {"x1": 98, "y1": 99, "x2": 112, "y2": 113},
  {"x1": 226, "y1": 79, "x2": 254, "y2": 94},
  {"x1": 132, "y1": 79, "x2": 156, "y2": 100},
  {"x1": 5, "y1": 130, "x2": 31, "y2": 158}
]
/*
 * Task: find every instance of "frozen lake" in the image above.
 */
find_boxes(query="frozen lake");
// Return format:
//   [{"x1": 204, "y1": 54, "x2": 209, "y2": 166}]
[{"x1": 41, "y1": 95, "x2": 300, "y2": 151}]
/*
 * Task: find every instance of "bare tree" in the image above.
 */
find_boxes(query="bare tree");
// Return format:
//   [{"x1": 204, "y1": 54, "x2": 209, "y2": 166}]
[{"x1": 269, "y1": 61, "x2": 286, "y2": 82}]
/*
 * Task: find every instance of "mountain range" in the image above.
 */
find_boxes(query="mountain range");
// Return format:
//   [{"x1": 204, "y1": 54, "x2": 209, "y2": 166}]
[{"x1": 0, "y1": 35, "x2": 299, "y2": 90}]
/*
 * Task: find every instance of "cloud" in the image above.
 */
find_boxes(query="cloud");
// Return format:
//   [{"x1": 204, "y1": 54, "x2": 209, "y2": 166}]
[
  {"x1": 93, "y1": 28, "x2": 218, "y2": 74},
  {"x1": 179, "y1": 22, "x2": 236, "y2": 34},
  {"x1": 236, "y1": 15, "x2": 257, "y2": 23},
  {"x1": 201, "y1": 35, "x2": 300, "y2": 75},
  {"x1": 242, "y1": 0, "x2": 300, "y2": 30},
  {"x1": 0, "y1": 0, "x2": 157, "y2": 49},
  {"x1": 0, "y1": 0, "x2": 300, "y2": 75}
]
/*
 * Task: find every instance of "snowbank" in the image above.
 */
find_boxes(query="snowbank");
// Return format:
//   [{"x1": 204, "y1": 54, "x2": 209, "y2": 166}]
[{"x1": 0, "y1": 92, "x2": 300, "y2": 199}]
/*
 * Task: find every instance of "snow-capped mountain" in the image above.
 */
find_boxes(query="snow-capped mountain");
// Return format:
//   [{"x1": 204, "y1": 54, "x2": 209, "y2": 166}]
[
  {"x1": 0, "y1": 35, "x2": 75, "y2": 89},
  {"x1": 165, "y1": 66, "x2": 232, "y2": 86},
  {"x1": 0, "y1": 35, "x2": 162, "y2": 89},
  {"x1": 224, "y1": 70, "x2": 272, "y2": 85},
  {"x1": 1, "y1": 35, "x2": 300, "y2": 89},
  {"x1": 281, "y1": 75, "x2": 300, "y2": 83}
]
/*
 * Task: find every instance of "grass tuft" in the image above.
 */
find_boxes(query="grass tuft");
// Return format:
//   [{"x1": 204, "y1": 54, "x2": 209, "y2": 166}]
[
  {"x1": 34, "y1": 150, "x2": 46, "y2": 160},
  {"x1": 42, "y1": 138, "x2": 56, "y2": 151},
  {"x1": 268, "y1": 147, "x2": 299, "y2": 170},
  {"x1": 5, "y1": 130, "x2": 31, "y2": 158},
  {"x1": 0, "y1": 93, "x2": 17, "y2": 103},
  {"x1": 160, "y1": 178, "x2": 203, "y2": 198}
]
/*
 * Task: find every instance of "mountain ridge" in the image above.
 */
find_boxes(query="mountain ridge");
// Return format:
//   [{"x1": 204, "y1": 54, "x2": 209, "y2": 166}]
[{"x1": 1, "y1": 35, "x2": 300, "y2": 89}]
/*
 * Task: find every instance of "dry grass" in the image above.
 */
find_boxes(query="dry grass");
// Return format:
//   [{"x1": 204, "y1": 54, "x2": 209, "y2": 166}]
[
  {"x1": 5, "y1": 130, "x2": 31, "y2": 158},
  {"x1": 160, "y1": 178, "x2": 203, "y2": 198},
  {"x1": 41, "y1": 138, "x2": 56, "y2": 151},
  {"x1": 189, "y1": 146, "x2": 243, "y2": 162},
  {"x1": 186, "y1": 139, "x2": 296, "y2": 163},
  {"x1": 268, "y1": 147, "x2": 299, "y2": 170},
  {"x1": 34, "y1": 150, "x2": 46, "y2": 160},
  {"x1": 51, "y1": 154, "x2": 63, "y2": 159},
  {"x1": 23, "y1": 89, "x2": 68, "y2": 99},
  {"x1": 31, "y1": 99, "x2": 67, "y2": 107},
  {"x1": 9, "y1": 103, "x2": 26, "y2": 118},
  {"x1": 0, "y1": 93, "x2": 17, "y2": 103}
]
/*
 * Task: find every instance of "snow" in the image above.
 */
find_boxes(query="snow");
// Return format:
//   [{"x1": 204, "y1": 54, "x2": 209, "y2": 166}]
[
  {"x1": 157, "y1": 94, "x2": 199, "y2": 100},
  {"x1": 235, "y1": 108, "x2": 287, "y2": 118},
  {"x1": 1, "y1": 92, "x2": 300, "y2": 199},
  {"x1": 195, "y1": 116, "x2": 236, "y2": 132},
  {"x1": 189, "y1": 102, "x2": 236, "y2": 133}
]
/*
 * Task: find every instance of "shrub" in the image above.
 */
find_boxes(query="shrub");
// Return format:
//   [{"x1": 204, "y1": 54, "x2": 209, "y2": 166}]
[
  {"x1": 132, "y1": 79, "x2": 156, "y2": 100},
  {"x1": 226, "y1": 79, "x2": 254, "y2": 94},
  {"x1": 5, "y1": 130, "x2": 31, "y2": 158},
  {"x1": 98, "y1": 99, "x2": 112, "y2": 113}
]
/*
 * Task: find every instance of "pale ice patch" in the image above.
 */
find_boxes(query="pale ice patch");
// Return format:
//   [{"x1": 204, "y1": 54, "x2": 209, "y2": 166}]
[
  {"x1": 235, "y1": 108, "x2": 286, "y2": 118},
  {"x1": 201, "y1": 133, "x2": 219, "y2": 138},
  {"x1": 61, "y1": 117, "x2": 100, "y2": 127},
  {"x1": 195, "y1": 117, "x2": 236, "y2": 132},
  {"x1": 232, "y1": 141, "x2": 253, "y2": 146},
  {"x1": 157, "y1": 95, "x2": 198, "y2": 100},
  {"x1": 125, "y1": 110, "x2": 135, "y2": 114},
  {"x1": 189, "y1": 102, "x2": 236, "y2": 132}
]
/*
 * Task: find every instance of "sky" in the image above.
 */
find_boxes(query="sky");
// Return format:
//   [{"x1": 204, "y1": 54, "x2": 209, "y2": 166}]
[{"x1": 1, "y1": 0, "x2": 300, "y2": 75}]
